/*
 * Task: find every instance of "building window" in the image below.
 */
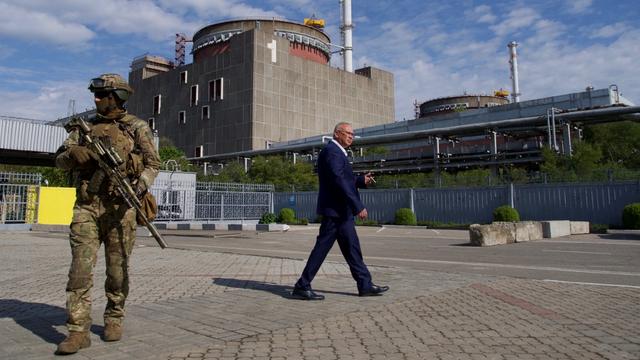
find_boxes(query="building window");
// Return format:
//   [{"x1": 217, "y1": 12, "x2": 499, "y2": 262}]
[
  {"x1": 202, "y1": 105, "x2": 210, "y2": 120},
  {"x1": 148, "y1": 117, "x2": 155, "y2": 130},
  {"x1": 208, "y1": 77, "x2": 224, "y2": 101},
  {"x1": 195, "y1": 145, "x2": 203, "y2": 158},
  {"x1": 180, "y1": 71, "x2": 188, "y2": 84},
  {"x1": 178, "y1": 111, "x2": 186, "y2": 124},
  {"x1": 190, "y1": 85, "x2": 199, "y2": 106},
  {"x1": 153, "y1": 95, "x2": 161, "y2": 115}
]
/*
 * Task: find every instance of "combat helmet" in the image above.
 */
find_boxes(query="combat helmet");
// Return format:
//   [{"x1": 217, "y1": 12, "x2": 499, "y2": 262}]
[{"x1": 88, "y1": 73, "x2": 134, "y2": 102}]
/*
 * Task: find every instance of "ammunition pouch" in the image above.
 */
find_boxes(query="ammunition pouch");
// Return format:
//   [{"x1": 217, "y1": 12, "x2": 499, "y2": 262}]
[{"x1": 136, "y1": 191, "x2": 157, "y2": 225}]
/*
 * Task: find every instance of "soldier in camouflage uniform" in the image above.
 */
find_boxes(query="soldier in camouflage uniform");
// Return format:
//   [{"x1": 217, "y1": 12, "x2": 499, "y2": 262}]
[{"x1": 55, "y1": 74, "x2": 160, "y2": 355}]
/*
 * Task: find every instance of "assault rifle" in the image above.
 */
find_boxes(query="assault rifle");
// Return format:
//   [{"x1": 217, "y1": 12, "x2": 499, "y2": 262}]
[{"x1": 64, "y1": 117, "x2": 168, "y2": 249}]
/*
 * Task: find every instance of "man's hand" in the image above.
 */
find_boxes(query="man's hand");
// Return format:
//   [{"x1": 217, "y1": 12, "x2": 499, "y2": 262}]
[
  {"x1": 69, "y1": 145, "x2": 92, "y2": 165},
  {"x1": 364, "y1": 172, "x2": 376, "y2": 185},
  {"x1": 357, "y1": 208, "x2": 368, "y2": 220}
]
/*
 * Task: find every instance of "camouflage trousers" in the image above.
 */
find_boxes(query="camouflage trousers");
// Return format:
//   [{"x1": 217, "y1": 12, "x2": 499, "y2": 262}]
[{"x1": 65, "y1": 198, "x2": 137, "y2": 333}]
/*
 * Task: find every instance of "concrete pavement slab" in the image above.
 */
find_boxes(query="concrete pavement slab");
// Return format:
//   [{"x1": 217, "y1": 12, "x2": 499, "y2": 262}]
[{"x1": 0, "y1": 230, "x2": 639, "y2": 359}]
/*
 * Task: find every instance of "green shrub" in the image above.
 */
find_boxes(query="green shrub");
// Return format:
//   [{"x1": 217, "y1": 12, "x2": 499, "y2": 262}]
[
  {"x1": 589, "y1": 223, "x2": 608, "y2": 234},
  {"x1": 493, "y1": 205, "x2": 520, "y2": 222},
  {"x1": 277, "y1": 208, "x2": 296, "y2": 224},
  {"x1": 622, "y1": 203, "x2": 640, "y2": 229},
  {"x1": 298, "y1": 217, "x2": 309, "y2": 225},
  {"x1": 259, "y1": 212, "x2": 277, "y2": 224},
  {"x1": 394, "y1": 208, "x2": 417, "y2": 225}
]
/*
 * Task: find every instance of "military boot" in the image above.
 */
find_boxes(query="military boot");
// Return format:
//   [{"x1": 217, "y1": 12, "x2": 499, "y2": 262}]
[
  {"x1": 103, "y1": 322, "x2": 123, "y2": 342},
  {"x1": 56, "y1": 331, "x2": 91, "y2": 354}
]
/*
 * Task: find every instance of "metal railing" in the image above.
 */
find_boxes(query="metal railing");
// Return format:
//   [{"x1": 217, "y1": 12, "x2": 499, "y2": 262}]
[{"x1": 0, "y1": 183, "x2": 39, "y2": 224}]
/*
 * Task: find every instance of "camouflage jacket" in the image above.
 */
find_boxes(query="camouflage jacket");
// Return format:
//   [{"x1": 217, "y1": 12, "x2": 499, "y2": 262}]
[{"x1": 56, "y1": 113, "x2": 160, "y2": 195}]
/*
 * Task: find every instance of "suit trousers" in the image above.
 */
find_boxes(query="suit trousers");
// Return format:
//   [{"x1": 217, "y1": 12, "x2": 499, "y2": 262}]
[{"x1": 295, "y1": 216, "x2": 372, "y2": 292}]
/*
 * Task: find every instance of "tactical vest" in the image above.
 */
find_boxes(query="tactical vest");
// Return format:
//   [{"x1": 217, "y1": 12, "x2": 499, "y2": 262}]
[{"x1": 77, "y1": 114, "x2": 145, "y2": 199}]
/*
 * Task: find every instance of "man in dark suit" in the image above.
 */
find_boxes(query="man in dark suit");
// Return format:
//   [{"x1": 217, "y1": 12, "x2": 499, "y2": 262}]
[{"x1": 292, "y1": 122, "x2": 389, "y2": 300}]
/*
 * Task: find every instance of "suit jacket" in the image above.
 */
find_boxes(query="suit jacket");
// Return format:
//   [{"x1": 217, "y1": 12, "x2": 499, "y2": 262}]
[{"x1": 316, "y1": 141, "x2": 367, "y2": 219}]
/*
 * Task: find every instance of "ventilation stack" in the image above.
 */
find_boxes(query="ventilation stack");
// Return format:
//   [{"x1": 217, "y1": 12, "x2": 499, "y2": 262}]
[{"x1": 340, "y1": 0, "x2": 353, "y2": 72}]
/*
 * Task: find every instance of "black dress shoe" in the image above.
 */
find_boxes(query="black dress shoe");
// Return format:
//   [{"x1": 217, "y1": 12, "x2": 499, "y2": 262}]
[
  {"x1": 291, "y1": 287, "x2": 325, "y2": 300},
  {"x1": 359, "y1": 284, "x2": 389, "y2": 297}
]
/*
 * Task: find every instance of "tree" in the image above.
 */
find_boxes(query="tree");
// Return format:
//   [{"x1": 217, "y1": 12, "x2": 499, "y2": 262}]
[
  {"x1": 248, "y1": 156, "x2": 317, "y2": 191},
  {"x1": 584, "y1": 121, "x2": 640, "y2": 169},
  {"x1": 569, "y1": 141, "x2": 602, "y2": 177},
  {"x1": 214, "y1": 161, "x2": 249, "y2": 183},
  {"x1": 158, "y1": 137, "x2": 194, "y2": 172}
]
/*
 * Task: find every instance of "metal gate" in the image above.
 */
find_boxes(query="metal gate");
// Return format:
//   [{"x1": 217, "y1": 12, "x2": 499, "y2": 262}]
[
  {"x1": 194, "y1": 182, "x2": 273, "y2": 221},
  {"x1": 0, "y1": 172, "x2": 40, "y2": 224}
]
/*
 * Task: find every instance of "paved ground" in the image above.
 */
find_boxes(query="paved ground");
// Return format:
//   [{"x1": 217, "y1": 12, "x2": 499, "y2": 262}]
[{"x1": 1, "y1": 228, "x2": 639, "y2": 359}]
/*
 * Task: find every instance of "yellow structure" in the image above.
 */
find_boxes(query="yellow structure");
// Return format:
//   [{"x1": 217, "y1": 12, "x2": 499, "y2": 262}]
[
  {"x1": 38, "y1": 187, "x2": 76, "y2": 225},
  {"x1": 494, "y1": 89, "x2": 510, "y2": 98},
  {"x1": 304, "y1": 18, "x2": 325, "y2": 28},
  {"x1": 25, "y1": 186, "x2": 38, "y2": 223}
]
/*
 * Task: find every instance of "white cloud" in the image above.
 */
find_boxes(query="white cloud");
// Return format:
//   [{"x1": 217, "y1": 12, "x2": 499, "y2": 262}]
[
  {"x1": 466, "y1": 5, "x2": 497, "y2": 24},
  {"x1": 590, "y1": 22, "x2": 631, "y2": 39},
  {"x1": 0, "y1": 2, "x2": 94, "y2": 47},
  {"x1": 566, "y1": 0, "x2": 593, "y2": 14},
  {"x1": 0, "y1": 80, "x2": 93, "y2": 121},
  {"x1": 157, "y1": 0, "x2": 281, "y2": 19},
  {"x1": 491, "y1": 7, "x2": 540, "y2": 37},
  {"x1": 516, "y1": 29, "x2": 640, "y2": 105},
  {"x1": 526, "y1": 19, "x2": 566, "y2": 45}
]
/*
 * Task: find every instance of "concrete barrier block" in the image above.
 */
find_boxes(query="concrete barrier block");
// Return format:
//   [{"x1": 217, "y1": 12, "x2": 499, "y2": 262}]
[
  {"x1": 541, "y1": 220, "x2": 571, "y2": 238},
  {"x1": 202, "y1": 223, "x2": 216, "y2": 230},
  {"x1": 256, "y1": 224, "x2": 290, "y2": 232},
  {"x1": 514, "y1": 221, "x2": 543, "y2": 242},
  {"x1": 570, "y1": 221, "x2": 590, "y2": 234},
  {"x1": 469, "y1": 223, "x2": 515, "y2": 246}
]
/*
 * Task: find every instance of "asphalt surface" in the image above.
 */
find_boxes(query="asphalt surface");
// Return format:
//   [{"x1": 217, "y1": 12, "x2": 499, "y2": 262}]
[
  {"x1": 142, "y1": 225, "x2": 640, "y2": 287},
  {"x1": 2, "y1": 226, "x2": 639, "y2": 359}
]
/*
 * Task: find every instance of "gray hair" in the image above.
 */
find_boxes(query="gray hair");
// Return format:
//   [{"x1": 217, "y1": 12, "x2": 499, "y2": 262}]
[{"x1": 333, "y1": 122, "x2": 352, "y2": 137}]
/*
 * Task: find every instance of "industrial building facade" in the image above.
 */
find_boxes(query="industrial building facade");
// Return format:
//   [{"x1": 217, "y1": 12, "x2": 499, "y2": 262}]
[{"x1": 127, "y1": 19, "x2": 394, "y2": 158}]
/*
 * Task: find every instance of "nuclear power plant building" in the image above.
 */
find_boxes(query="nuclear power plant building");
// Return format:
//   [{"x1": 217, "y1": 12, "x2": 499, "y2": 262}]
[{"x1": 127, "y1": 18, "x2": 395, "y2": 158}]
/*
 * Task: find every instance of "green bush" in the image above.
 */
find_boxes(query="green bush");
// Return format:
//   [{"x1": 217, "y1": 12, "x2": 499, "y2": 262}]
[
  {"x1": 259, "y1": 212, "x2": 277, "y2": 224},
  {"x1": 277, "y1": 208, "x2": 296, "y2": 224},
  {"x1": 394, "y1": 208, "x2": 417, "y2": 225},
  {"x1": 589, "y1": 223, "x2": 608, "y2": 234},
  {"x1": 622, "y1": 203, "x2": 640, "y2": 229},
  {"x1": 297, "y1": 218, "x2": 309, "y2": 225},
  {"x1": 493, "y1": 205, "x2": 520, "y2": 222}
]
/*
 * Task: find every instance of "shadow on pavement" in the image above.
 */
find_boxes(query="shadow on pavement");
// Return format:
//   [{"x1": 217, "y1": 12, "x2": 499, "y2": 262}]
[
  {"x1": 598, "y1": 233, "x2": 640, "y2": 241},
  {"x1": 212, "y1": 278, "x2": 356, "y2": 298},
  {"x1": 0, "y1": 299, "x2": 66, "y2": 344}
]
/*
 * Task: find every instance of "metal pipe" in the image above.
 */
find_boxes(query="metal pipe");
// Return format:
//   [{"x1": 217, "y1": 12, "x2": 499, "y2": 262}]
[
  {"x1": 508, "y1": 41, "x2": 520, "y2": 103},
  {"x1": 546, "y1": 109, "x2": 552, "y2": 147},
  {"x1": 563, "y1": 123, "x2": 572, "y2": 156},
  {"x1": 189, "y1": 106, "x2": 640, "y2": 161},
  {"x1": 551, "y1": 109, "x2": 558, "y2": 150}
]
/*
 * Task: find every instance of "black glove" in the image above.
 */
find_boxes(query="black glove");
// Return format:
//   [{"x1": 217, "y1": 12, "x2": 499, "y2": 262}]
[{"x1": 69, "y1": 145, "x2": 92, "y2": 165}]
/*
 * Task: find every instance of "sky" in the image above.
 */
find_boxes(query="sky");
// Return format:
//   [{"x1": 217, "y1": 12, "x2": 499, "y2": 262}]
[{"x1": 0, "y1": 0, "x2": 638, "y2": 123}]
